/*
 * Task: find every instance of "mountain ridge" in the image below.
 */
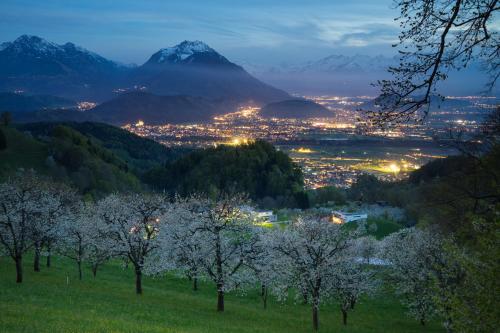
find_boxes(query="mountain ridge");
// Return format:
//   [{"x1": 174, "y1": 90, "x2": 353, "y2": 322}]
[{"x1": 0, "y1": 35, "x2": 290, "y2": 105}]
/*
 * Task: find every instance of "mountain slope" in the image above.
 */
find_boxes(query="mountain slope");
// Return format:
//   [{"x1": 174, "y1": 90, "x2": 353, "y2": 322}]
[
  {"x1": 0, "y1": 124, "x2": 141, "y2": 197},
  {"x1": 0, "y1": 35, "x2": 127, "y2": 101},
  {"x1": 87, "y1": 91, "x2": 218, "y2": 125},
  {"x1": 18, "y1": 122, "x2": 190, "y2": 174},
  {"x1": 0, "y1": 36, "x2": 290, "y2": 110},
  {"x1": 0, "y1": 92, "x2": 76, "y2": 112},
  {"x1": 260, "y1": 99, "x2": 332, "y2": 118},
  {"x1": 132, "y1": 40, "x2": 290, "y2": 104}
]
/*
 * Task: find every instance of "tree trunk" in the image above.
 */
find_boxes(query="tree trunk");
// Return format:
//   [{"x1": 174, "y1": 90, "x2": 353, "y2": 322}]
[
  {"x1": 420, "y1": 319, "x2": 426, "y2": 326},
  {"x1": 193, "y1": 277, "x2": 198, "y2": 291},
  {"x1": 46, "y1": 243, "x2": 52, "y2": 268},
  {"x1": 263, "y1": 286, "x2": 268, "y2": 310},
  {"x1": 15, "y1": 256, "x2": 23, "y2": 283},
  {"x1": 135, "y1": 265, "x2": 142, "y2": 295},
  {"x1": 312, "y1": 303, "x2": 319, "y2": 331},
  {"x1": 34, "y1": 243, "x2": 41, "y2": 272},
  {"x1": 342, "y1": 309, "x2": 348, "y2": 325},
  {"x1": 92, "y1": 264, "x2": 98, "y2": 278},
  {"x1": 302, "y1": 291, "x2": 308, "y2": 305},
  {"x1": 217, "y1": 283, "x2": 224, "y2": 312},
  {"x1": 77, "y1": 260, "x2": 82, "y2": 280}
]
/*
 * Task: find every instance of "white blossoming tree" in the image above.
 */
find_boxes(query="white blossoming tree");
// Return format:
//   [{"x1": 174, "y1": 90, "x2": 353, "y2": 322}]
[
  {"x1": 243, "y1": 227, "x2": 278, "y2": 310},
  {"x1": 193, "y1": 194, "x2": 255, "y2": 312},
  {"x1": 146, "y1": 196, "x2": 205, "y2": 291},
  {"x1": 381, "y1": 227, "x2": 443, "y2": 326},
  {"x1": 330, "y1": 258, "x2": 378, "y2": 325},
  {"x1": 96, "y1": 193, "x2": 168, "y2": 294},
  {"x1": 86, "y1": 208, "x2": 112, "y2": 278},
  {"x1": 355, "y1": 235, "x2": 380, "y2": 265},
  {"x1": 57, "y1": 201, "x2": 96, "y2": 280},
  {"x1": 0, "y1": 171, "x2": 50, "y2": 283},
  {"x1": 31, "y1": 183, "x2": 76, "y2": 272},
  {"x1": 268, "y1": 217, "x2": 354, "y2": 331}
]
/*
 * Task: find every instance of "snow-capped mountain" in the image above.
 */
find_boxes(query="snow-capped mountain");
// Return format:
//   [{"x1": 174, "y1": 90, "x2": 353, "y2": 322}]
[
  {"x1": 244, "y1": 53, "x2": 493, "y2": 96},
  {"x1": 298, "y1": 54, "x2": 396, "y2": 74},
  {"x1": 133, "y1": 40, "x2": 288, "y2": 102},
  {"x1": 143, "y1": 40, "x2": 239, "y2": 69},
  {"x1": 0, "y1": 35, "x2": 123, "y2": 77},
  {"x1": 0, "y1": 36, "x2": 289, "y2": 104},
  {"x1": 0, "y1": 35, "x2": 129, "y2": 101},
  {"x1": 242, "y1": 54, "x2": 396, "y2": 77},
  {"x1": 149, "y1": 40, "x2": 214, "y2": 63},
  {"x1": 0, "y1": 35, "x2": 291, "y2": 123}
]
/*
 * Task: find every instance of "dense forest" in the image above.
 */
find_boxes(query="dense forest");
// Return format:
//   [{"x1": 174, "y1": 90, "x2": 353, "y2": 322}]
[{"x1": 143, "y1": 140, "x2": 308, "y2": 207}]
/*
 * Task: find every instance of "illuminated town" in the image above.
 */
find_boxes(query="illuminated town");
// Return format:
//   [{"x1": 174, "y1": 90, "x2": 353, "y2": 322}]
[{"x1": 124, "y1": 95, "x2": 495, "y2": 189}]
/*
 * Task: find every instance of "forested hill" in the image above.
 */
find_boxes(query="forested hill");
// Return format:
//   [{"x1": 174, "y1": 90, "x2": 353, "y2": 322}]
[
  {"x1": 0, "y1": 122, "x2": 189, "y2": 199},
  {"x1": 17, "y1": 122, "x2": 191, "y2": 174},
  {"x1": 143, "y1": 140, "x2": 308, "y2": 208}
]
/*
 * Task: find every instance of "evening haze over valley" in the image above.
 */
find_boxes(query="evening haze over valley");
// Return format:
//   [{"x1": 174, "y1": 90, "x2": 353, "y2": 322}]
[{"x1": 0, "y1": 1, "x2": 498, "y2": 333}]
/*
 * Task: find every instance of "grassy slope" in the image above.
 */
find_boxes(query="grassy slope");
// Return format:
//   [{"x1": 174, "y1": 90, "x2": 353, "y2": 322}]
[{"x1": 0, "y1": 255, "x2": 443, "y2": 333}]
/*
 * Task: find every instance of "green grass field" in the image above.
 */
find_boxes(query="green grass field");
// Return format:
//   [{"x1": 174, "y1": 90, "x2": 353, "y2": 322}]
[{"x1": 0, "y1": 255, "x2": 444, "y2": 333}]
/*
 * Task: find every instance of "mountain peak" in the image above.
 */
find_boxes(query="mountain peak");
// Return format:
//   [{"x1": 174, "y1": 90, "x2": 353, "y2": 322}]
[
  {"x1": 0, "y1": 35, "x2": 120, "y2": 65},
  {"x1": 152, "y1": 40, "x2": 215, "y2": 64},
  {"x1": 6, "y1": 34, "x2": 62, "y2": 54}
]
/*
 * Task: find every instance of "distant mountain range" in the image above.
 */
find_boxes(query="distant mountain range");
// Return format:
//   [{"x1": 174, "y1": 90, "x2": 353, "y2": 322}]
[
  {"x1": 0, "y1": 35, "x2": 289, "y2": 105},
  {"x1": 243, "y1": 54, "x2": 498, "y2": 96},
  {"x1": 0, "y1": 35, "x2": 128, "y2": 101},
  {"x1": 9, "y1": 35, "x2": 491, "y2": 125}
]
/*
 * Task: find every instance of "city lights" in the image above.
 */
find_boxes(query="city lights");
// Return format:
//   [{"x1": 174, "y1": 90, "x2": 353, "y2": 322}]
[{"x1": 122, "y1": 94, "x2": 488, "y2": 189}]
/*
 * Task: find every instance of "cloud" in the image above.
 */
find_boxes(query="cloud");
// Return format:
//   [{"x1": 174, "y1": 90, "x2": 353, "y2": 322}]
[{"x1": 0, "y1": 0, "x2": 400, "y2": 63}]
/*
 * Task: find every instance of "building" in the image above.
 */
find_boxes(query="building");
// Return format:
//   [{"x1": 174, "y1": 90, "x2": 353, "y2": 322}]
[
  {"x1": 331, "y1": 211, "x2": 368, "y2": 224},
  {"x1": 255, "y1": 210, "x2": 277, "y2": 222},
  {"x1": 240, "y1": 205, "x2": 278, "y2": 223}
]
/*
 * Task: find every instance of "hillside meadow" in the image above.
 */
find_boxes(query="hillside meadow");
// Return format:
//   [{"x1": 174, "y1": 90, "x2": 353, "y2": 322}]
[{"x1": 0, "y1": 254, "x2": 444, "y2": 333}]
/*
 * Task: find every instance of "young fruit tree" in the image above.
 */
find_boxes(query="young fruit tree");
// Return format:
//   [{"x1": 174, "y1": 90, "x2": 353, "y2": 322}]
[
  {"x1": 57, "y1": 202, "x2": 95, "y2": 280},
  {"x1": 330, "y1": 258, "x2": 378, "y2": 325},
  {"x1": 0, "y1": 171, "x2": 49, "y2": 283},
  {"x1": 355, "y1": 235, "x2": 380, "y2": 265},
  {"x1": 86, "y1": 212, "x2": 112, "y2": 278},
  {"x1": 96, "y1": 193, "x2": 168, "y2": 294},
  {"x1": 146, "y1": 196, "x2": 206, "y2": 291},
  {"x1": 31, "y1": 183, "x2": 76, "y2": 272},
  {"x1": 381, "y1": 227, "x2": 444, "y2": 326},
  {"x1": 242, "y1": 227, "x2": 278, "y2": 310},
  {"x1": 192, "y1": 194, "x2": 255, "y2": 312},
  {"x1": 268, "y1": 216, "x2": 354, "y2": 331}
]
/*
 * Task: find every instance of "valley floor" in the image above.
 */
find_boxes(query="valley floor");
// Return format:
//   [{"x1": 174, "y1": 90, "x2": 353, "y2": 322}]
[{"x1": 0, "y1": 255, "x2": 444, "y2": 333}]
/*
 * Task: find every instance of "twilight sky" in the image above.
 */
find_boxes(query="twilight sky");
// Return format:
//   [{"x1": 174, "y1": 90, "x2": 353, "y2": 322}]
[{"x1": 0, "y1": 0, "x2": 399, "y2": 65}]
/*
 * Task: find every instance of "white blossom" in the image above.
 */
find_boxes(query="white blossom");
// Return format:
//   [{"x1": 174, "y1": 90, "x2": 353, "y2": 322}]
[
  {"x1": 96, "y1": 193, "x2": 168, "y2": 294},
  {"x1": 0, "y1": 171, "x2": 56, "y2": 282},
  {"x1": 268, "y1": 216, "x2": 355, "y2": 331},
  {"x1": 381, "y1": 227, "x2": 443, "y2": 325}
]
